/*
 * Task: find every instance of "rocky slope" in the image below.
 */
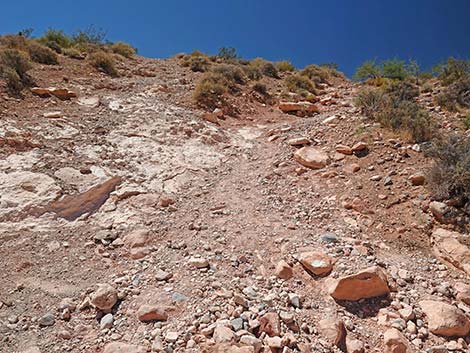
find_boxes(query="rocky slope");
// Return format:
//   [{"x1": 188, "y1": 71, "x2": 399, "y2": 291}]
[{"x1": 1, "y1": 54, "x2": 470, "y2": 353}]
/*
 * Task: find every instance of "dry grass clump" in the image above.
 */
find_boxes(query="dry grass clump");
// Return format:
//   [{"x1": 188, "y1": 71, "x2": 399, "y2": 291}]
[{"x1": 88, "y1": 51, "x2": 118, "y2": 76}]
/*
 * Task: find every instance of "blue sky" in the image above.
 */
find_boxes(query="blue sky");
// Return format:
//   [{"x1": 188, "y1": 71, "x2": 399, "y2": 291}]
[{"x1": 1, "y1": 0, "x2": 469, "y2": 76}]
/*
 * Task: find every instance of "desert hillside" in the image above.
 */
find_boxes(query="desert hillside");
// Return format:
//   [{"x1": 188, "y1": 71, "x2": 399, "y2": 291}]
[{"x1": 1, "y1": 31, "x2": 470, "y2": 353}]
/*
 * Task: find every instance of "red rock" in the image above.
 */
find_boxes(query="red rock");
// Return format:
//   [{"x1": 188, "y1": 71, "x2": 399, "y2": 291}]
[
  {"x1": 259, "y1": 312, "x2": 281, "y2": 337},
  {"x1": 103, "y1": 342, "x2": 147, "y2": 353},
  {"x1": 293, "y1": 147, "x2": 329, "y2": 169},
  {"x1": 275, "y1": 260, "x2": 293, "y2": 280},
  {"x1": 136, "y1": 304, "x2": 168, "y2": 322},
  {"x1": 317, "y1": 318, "x2": 346, "y2": 348},
  {"x1": 299, "y1": 252, "x2": 333, "y2": 276},
  {"x1": 335, "y1": 145, "x2": 352, "y2": 155},
  {"x1": 123, "y1": 229, "x2": 149, "y2": 248},
  {"x1": 419, "y1": 300, "x2": 470, "y2": 337},
  {"x1": 213, "y1": 326, "x2": 235, "y2": 343},
  {"x1": 344, "y1": 163, "x2": 360, "y2": 174},
  {"x1": 90, "y1": 284, "x2": 118, "y2": 311},
  {"x1": 288, "y1": 137, "x2": 310, "y2": 146},
  {"x1": 352, "y1": 141, "x2": 368, "y2": 151},
  {"x1": 279, "y1": 101, "x2": 319, "y2": 114},
  {"x1": 432, "y1": 228, "x2": 470, "y2": 274},
  {"x1": 346, "y1": 337, "x2": 364, "y2": 353},
  {"x1": 327, "y1": 266, "x2": 390, "y2": 301},
  {"x1": 383, "y1": 328, "x2": 409, "y2": 353},
  {"x1": 408, "y1": 173, "x2": 425, "y2": 185}
]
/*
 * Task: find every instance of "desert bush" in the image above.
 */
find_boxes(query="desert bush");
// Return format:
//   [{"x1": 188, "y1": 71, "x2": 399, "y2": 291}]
[
  {"x1": 181, "y1": 51, "x2": 211, "y2": 72},
  {"x1": 285, "y1": 74, "x2": 317, "y2": 96},
  {"x1": 211, "y1": 64, "x2": 245, "y2": 84},
  {"x1": 426, "y1": 134, "x2": 470, "y2": 208},
  {"x1": 241, "y1": 64, "x2": 262, "y2": 80},
  {"x1": 0, "y1": 34, "x2": 28, "y2": 51},
  {"x1": 353, "y1": 60, "x2": 381, "y2": 81},
  {"x1": 217, "y1": 47, "x2": 238, "y2": 61},
  {"x1": 62, "y1": 47, "x2": 83, "y2": 59},
  {"x1": 193, "y1": 72, "x2": 230, "y2": 109},
  {"x1": 0, "y1": 49, "x2": 33, "y2": 93},
  {"x1": 385, "y1": 80, "x2": 419, "y2": 103},
  {"x1": 110, "y1": 41, "x2": 136, "y2": 58},
  {"x1": 354, "y1": 87, "x2": 387, "y2": 117},
  {"x1": 27, "y1": 41, "x2": 58, "y2": 65},
  {"x1": 435, "y1": 75, "x2": 470, "y2": 111},
  {"x1": 301, "y1": 64, "x2": 329, "y2": 85},
  {"x1": 382, "y1": 59, "x2": 408, "y2": 80},
  {"x1": 462, "y1": 115, "x2": 470, "y2": 130},
  {"x1": 421, "y1": 81, "x2": 433, "y2": 93},
  {"x1": 253, "y1": 82, "x2": 268, "y2": 95},
  {"x1": 39, "y1": 29, "x2": 72, "y2": 52},
  {"x1": 88, "y1": 51, "x2": 118, "y2": 76},
  {"x1": 276, "y1": 60, "x2": 295, "y2": 72},
  {"x1": 434, "y1": 57, "x2": 470, "y2": 85},
  {"x1": 251, "y1": 58, "x2": 279, "y2": 78},
  {"x1": 72, "y1": 25, "x2": 106, "y2": 45}
]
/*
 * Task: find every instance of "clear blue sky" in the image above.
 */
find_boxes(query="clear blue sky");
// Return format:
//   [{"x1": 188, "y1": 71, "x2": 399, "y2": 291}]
[{"x1": 1, "y1": 0, "x2": 469, "y2": 76}]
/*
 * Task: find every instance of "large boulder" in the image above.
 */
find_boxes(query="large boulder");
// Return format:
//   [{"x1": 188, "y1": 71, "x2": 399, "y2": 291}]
[
  {"x1": 293, "y1": 147, "x2": 329, "y2": 169},
  {"x1": 432, "y1": 228, "x2": 470, "y2": 274},
  {"x1": 327, "y1": 266, "x2": 390, "y2": 301},
  {"x1": 419, "y1": 300, "x2": 470, "y2": 337}
]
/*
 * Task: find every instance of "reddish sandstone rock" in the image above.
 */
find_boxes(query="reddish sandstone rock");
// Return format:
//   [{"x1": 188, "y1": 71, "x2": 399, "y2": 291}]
[
  {"x1": 136, "y1": 304, "x2": 168, "y2": 322},
  {"x1": 383, "y1": 328, "x2": 409, "y2": 353},
  {"x1": 317, "y1": 318, "x2": 346, "y2": 348},
  {"x1": 293, "y1": 147, "x2": 329, "y2": 169},
  {"x1": 258, "y1": 312, "x2": 281, "y2": 337},
  {"x1": 275, "y1": 260, "x2": 293, "y2": 280},
  {"x1": 327, "y1": 266, "x2": 390, "y2": 301},
  {"x1": 103, "y1": 342, "x2": 147, "y2": 353},
  {"x1": 299, "y1": 252, "x2": 333, "y2": 276},
  {"x1": 419, "y1": 300, "x2": 470, "y2": 337}
]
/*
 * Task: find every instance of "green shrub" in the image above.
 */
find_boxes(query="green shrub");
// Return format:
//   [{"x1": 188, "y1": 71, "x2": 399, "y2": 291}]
[
  {"x1": 181, "y1": 51, "x2": 211, "y2": 72},
  {"x1": 27, "y1": 41, "x2": 58, "y2": 65},
  {"x1": 382, "y1": 58, "x2": 408, "y2": 80},
  {"x1": 462, "y1": 115, "x2": 470, "y2": 130},
  {"x1": 285, "y1": 74, "x2": 317, "y2": 96},
  {"x1": 353, "y1": 60, "x2": 381, "y2": 81},
  {"x1": 354, "y1": 87, "x2": 387, "y2": 117},
  {"x1": 88, "y1": 51, "x2": 118, "y2": 76},
  {"x1": 435, "y1": 75, "x2": 470, "y2": 111},
  {"x1": 434, "y1": 57, "x2": 470, "y2": 85},
  {"x1": 38, "y1": 28, "x2": 72, "y2": 52},
  {"x1": 193, "y1": 72, "x2": 229, "y2": 109},
  {"x1": 217, "y1": 47, "x2": 238, "y2": 61},
  {"x1": 211, "y1": 64, "x2": 245, "y2": 84},
  {"x1": 241, "y1": 64, "x2": 262, "y2": 80},
  {"x1": 110, "y1": 41, "x2": 136, "y2": 58},
  {"x1": 276, "y1": 60, "x2": 295, "y2": 72},
  {"x1": 1, "y1": 67, "x2": 23, "y2": 93},
  {"x1": 72, "y1": 25, "x2": 106, "y2": 45},
  {"x1": 426, "y1": 135, "x2": 470, "y2": 208},
  {"x1": 62, "y1": 47, "x2": 83, "y2": 59},
  {"x1": 385, "y1": 80, "x2": 419, "y2": 103}
]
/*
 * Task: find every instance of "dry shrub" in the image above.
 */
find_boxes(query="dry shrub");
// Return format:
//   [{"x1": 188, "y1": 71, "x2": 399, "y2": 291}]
[
  {"x1": 301, "y1": 64, "x2": 330, "y2": 85},
  {"x1": 276, "y1": 60, "x2": 295, "y2": 72},
  {"x1": 285, "y1": 74, "x2": 317, "y2": 96},
  {"x1": 62, "y1": 47, "x2": 83, "y2": 59},
  {"x1": 426, "y1": 135, "x2": 470, "y2": 209},
  {"x1": 193, "y1": 72, "x2": 229, "y2": 109},
  {"x1": 211, "y1": 64, "x2": 245, "y2": 84},
  {"x1": 88, "y1": 51, "x2": 118, "y2": 76},
  {"x1": 436, "y1": 75, "x2": 470, "y2": 112},
  {"x1": 181, "y1": 51, "x2": 211, "y2": 72},
  {"x1": 0, "y1": 48, "x2": 33, "y2": 93},
  {"x1": 27, "y1": 41, "x2": 58, "y2": 65},
  {"x1": 110, "y1": 41, "x2": 136, "y2": 58}
]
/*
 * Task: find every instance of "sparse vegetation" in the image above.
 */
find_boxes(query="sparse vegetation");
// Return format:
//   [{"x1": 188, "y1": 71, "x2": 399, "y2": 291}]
[
  {"x1": 300, "y1": 64, "x2": 329, "y2": 85},
  {"x1": 62, "y1": 47, "x2": 83, "y2": 59},
  {"x1": 217, "y1": 47, "x2": 238, "y2": 61},
  {"x1": 354, "y1": 87, "x2": 387, "y2": 117},
  {"x1": 435, "y1": 75, "x2": 470, "y2": 111},
  {"x1": 253, "y1": 82, "x2": 268, "y2": 95},
  {"x1": 193, "y1": 72, "x2": 230, "y2": 109},
  {"x1": 110, "y1": 41, "x2": 136, "y2": 58},
  {"x1": 433, "y1": 57, "x2": 470, "y2": 85},
  {"x1": 27, "y1": 41, "x2": 58, "y2": 65},
  {"x1": 353, "y1": 60, "x2": 382, "y2": 81},
  {"x1": 426, "y1": 134, "x2": 470, "y2": 209},
  {"x1": 382, "y1": 58, "x2": 408, "y2": 80},
  {"x1": 354, "y1": 59, "x2": 419, "y2": 82},
  {"x1": 72, "y1": 25, "x2": 107, "y2": 46},
  {"x1": 285, "y1": 74, "x2": 317, "y2": 96},
  {"x1": 88, "y1": 51, "x2": 118, "y2": 76},
  {"x1": 211, "y1": 64, "x2": 245, "y2": 84},
  {"x1": 276, "y1": 60, "x2": 295, "y2": 72},
  {"x1": 181, "y1": 51, "x2": 211, "y2": 72},
  {"x1": 0, "y1": 48, "x2": 33, "y2": 93},
  {"x1": 250, "y1": 58, "x2": 279, "y2": 78}
]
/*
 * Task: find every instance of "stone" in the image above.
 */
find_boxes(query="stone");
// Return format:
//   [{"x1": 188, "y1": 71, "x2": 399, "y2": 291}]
[
  {"x1": 103, "y1": 342, "x2": 147, "y2": 353},
  {"x1": 327, "y1": 266, "x2": 390, "y2": 301},
  {"x1": 43, "y1": 111, "x2": 63, "y2": 119},
  {"x1": 38, "y1": 313, "x2": 55, "y2": 327},
  {"x1": 352, "y1": 141, "x2": 368, "y2": 152},
  {"x1": 288, "y1": 137, "x2": 310, "y2": 146},
  {"x1": 201, "y1": 112, "x2": 219, "y2": 124},
  {"x1": 299, "y1": 252, "x2": 333, "y2": 276},
  {"x1": 419, "y1": 300, "x2": 470, "y2": 337},
  {"x1": 90, "y1": 284, "x2": 118, "y2": 311},
  {"x1": 266, "y1": 336, "x2": 282, "y2": 349},
  {"x1": 240, "y1": 335, "x2": 262, "y2": 353},
  {"x1": 259, "y1": 312, "x2": 281, "y2": 337},
  {"x1": 100, "y1": 313, "x2": 114, "y2": 329},
  {"x1": 429, "y1": 202, "x2": 450, "y2": 223},
  {"x1": 189, "y1": 256, "x2": 209, "y2": 268},
  {"x1": 155, "y1": 270, "x2": 172, "y2": 281},
  {"x1": 432, "y1": 228, "x2": 470, "y2": 274},
  {"x1": 279, "y1": 101, "x2": 319, "y2": 114},
  {"x1": 384, "y1": 328, "x2": 409, "y2": 353},
  {"x1": 336, "y1": 145, "x2": 353, "y2": 155},
  {"x1": 136, "y1": 304, "x2": 168, "y2": 322},
  {"x1": 317, "y1": 318, "x2": 346, "y2": 348},
  {"x1": 123, "y1": 229, "x2": 149, "y2": 248},
  {"x1": 77, "y1": 96, "x2": 100, "y2": 107},
  {"x1": 455, "y1": 282, "x2": 470, "y2": 305},
  {"x1": 346, "y1": 338, "x2": 364, "y2": 353},
  {"x1": 344, "y1": 163, "x2": 360, "y2": 173},
  {"x1": 165, "y1": 331, "x2": 179, "y2": 343},
  {"x1": 409, "y1": 173, "x2": 425, "y2": 185},
  {"x1": 275, "y1": 260, "x2": 293, "y2": 280},
  {"x1": 213, "y1": 326, "x2": 235, "y2": 343},
  {"x1": 293, "y1": 147, "x2": 329, "y2": 169}
]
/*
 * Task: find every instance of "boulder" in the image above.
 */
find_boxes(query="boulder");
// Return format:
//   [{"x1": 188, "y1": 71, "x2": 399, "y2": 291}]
[
  {"x1": 327, "y1": 266, "x2": 390, "y2": 301},
  {"x1": 136, "y1": 304, "x2": 168, "y2": 322},
  {"x1": 90, "y1": 284, "x2": 118, "y2": 311},
  {"x1": 299, "y1": 252, "x2": 333, "y2": 276},
  {"x1": 455, "y1": 282, "x2": 470, "y2": 305},
  {"x1": 419, "y1": 300, "x2": 470, "y2": 337},
  {"x1": 346, "y1": 337, "x2": 364, "y2": 353},
  {"x1": 383, "y1": 328, "x2": 409, "y2": 353},
  {"x1": 432, "y1": 228, "x2": 470, "y2": 274},
  {"x1": 293, "y1": 147, "x2": 329, "y2": 169},
  {"x1": 317, "y1": 318, "x2": 346, "y2": 348}
]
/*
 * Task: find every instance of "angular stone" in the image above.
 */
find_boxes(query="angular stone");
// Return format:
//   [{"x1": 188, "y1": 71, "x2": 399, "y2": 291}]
[
  {"x1": 258, "y1": 312, "x2": 281, "y2": 337},
  {"x1": 346, "y1": 337, "x2": 364, "y2": 353},
  {"x1": 213, "y1": 326, "x2": 235, "y2": 343},
  {"x1": 299, "y1": 252, "x2": 333, "y2": 276},
  {"x1": 136, "y1": 304, "x2": 168, "y2": 322},
  {"x1": 103, "y1": 342, "x2": 147, "y2": 353},
  {"x1": 275, "y1": 260, "x2": 293, "y2": 280},
  {"x1": 279, "y1": 101, "x2": 319, "y2": 114},
  {"x1": 384, "y1": 328, "x2": 409, "y2": 353},
  {"x1": 409, "y1": 173, "x2": 425, "y2": 186},
  {"x1": 419, "y1": 300, "x2": 470, "y2": 337},
  {"x1": 336, "y1": 145, "x2": 352, "y2": 155},
  {"x1": 90, "y1": 284, "x2": 118, "y2": 311},
  {"x1": 293, "y1": 147, "x2": 329, "y2": 169},
  {"x1": 318, "y1": 318, "x2": 346, "y2": 348},
  {"x1": 189, "y1": 257, "x2": 209, "y2": 268},
  {"x1": 327, "y1": 266, "x2": 390, "y2": 301}
]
